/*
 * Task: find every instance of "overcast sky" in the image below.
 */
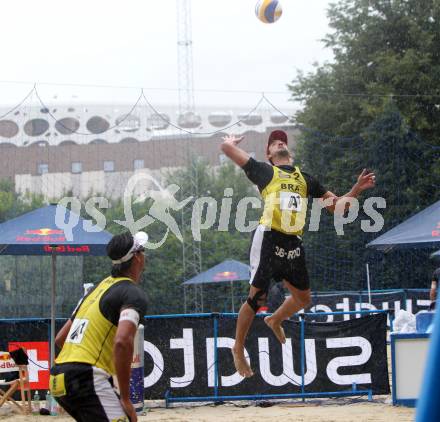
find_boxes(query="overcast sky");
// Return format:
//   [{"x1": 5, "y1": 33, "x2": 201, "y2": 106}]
[{"x1": 0, "y1": 0, "x2": 334, "y2": 110}]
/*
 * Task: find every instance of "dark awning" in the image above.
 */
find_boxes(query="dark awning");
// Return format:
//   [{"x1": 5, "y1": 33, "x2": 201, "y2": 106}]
[{"x1": 366, "y1": 199, "x2": 440, "y2": 251}]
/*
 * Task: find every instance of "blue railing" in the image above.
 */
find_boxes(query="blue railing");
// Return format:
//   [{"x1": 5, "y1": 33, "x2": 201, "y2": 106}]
[
  {"x1": 0, "y1": 310, "x2": 390, "y2": 405},
  {"x1": 143, "y1": 310, "x2": 388, "y2": 406}
]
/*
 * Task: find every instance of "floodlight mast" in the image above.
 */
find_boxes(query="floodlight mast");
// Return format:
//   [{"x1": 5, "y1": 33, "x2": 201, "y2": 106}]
[{"x1": 176, "y1": 0, "x2": 203, "y2": 313}]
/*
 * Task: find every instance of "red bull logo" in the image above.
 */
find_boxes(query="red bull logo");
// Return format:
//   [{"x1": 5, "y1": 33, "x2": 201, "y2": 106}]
[
  {"x1": 432, "y1": 221, "x2": 440, "y2": 237},
  {"x1": 43, "y1": 245, "x2": 90, "y2": 254},
  {"x1": 0, "y1": 352, "x2": 10, "y2": 361},
  {"x1": 0, "y1": 352, "x2": 16, "y2": 370},
  {"x1": 16, "y1": 227, "x2": 66, "y2": 243},
  {"x1": 0, "y1": 361, "x2": 16, "y2": 370},
  {"x1": 25, "y1": 228, "x2": 64, "y2": 236},
  {"x1": 213, "y1": 271, "x2": 238, "y2": 281},
  {"x1": 433, "y1": 231, "x2": 440, "y2": 237}
]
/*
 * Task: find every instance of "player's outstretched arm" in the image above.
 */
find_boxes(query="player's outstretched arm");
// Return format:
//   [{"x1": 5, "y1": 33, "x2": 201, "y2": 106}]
[
  {"x1": 220, "y1": 135, "x2": 250, "y2": 167},
  {"x1": 320, "y1": 169, "x2": 376, "y2": 213}
]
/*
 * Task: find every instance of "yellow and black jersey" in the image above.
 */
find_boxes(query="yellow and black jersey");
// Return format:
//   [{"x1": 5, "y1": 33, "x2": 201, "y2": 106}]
[
  {"x1": 242, "y1": 158, "x2": 327, "y2": 235},
  {"x1": 55, "y1": 276, "x2": 148, "y2": 375}
]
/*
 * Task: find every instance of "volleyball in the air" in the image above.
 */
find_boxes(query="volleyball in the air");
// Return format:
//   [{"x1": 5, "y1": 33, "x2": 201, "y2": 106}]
[{"x1": 255, "y1": 0, "x2": 283, "y2": 24}]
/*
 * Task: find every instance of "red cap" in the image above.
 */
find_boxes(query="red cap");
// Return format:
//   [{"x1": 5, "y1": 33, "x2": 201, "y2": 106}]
[{"x1": 267, "y1": 130, "x2": 288, "y2": 154}]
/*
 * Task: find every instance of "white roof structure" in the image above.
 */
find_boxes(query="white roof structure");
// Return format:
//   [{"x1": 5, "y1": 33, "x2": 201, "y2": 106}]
[{"x1": 0, "y1": 103, "x2": 293, "y2": 147}]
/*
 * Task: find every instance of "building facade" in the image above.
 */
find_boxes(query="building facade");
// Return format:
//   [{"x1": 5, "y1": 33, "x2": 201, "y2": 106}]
[{"x1": 0, "y1": 103, "x2": 298, "y2": 199}]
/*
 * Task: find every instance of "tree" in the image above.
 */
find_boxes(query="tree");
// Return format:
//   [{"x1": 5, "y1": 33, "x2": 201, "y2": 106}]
[
  {"x1": 0, "y1": 160, "x2": 262, "y2": 316},
  {"x1": 0, "y1": 179, "x2": 44, "y2": 223},
  {"x1": 292, "y1": 0, "x2": 440, "y2": 138},
  {"x1": 289, "y1": 0, "x2": 440, "y2": 290},
  {"x1": 84, "y1": 159, "x2": 260, "y2": 314}
]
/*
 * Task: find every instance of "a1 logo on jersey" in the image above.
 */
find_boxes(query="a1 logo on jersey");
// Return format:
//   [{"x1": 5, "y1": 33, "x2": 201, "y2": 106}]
[
  {"x1": 66, "y1": 319, "x2": 89, "y2": 344},
  {"x1": 280, "y1": 192, "x2": 302, "y2": 212}
]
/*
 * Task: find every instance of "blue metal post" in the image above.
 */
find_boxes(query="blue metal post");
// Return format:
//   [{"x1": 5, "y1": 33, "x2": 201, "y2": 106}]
[
  {"x1": 390, "y1": 334, "x2": 397, "y2": 405},
  {"x1": 300, "y1": 315, "x2": 305, "y2": 400},
  {"x1": 416, "y1": 307, "x2": 440, "y2": 421},
  {"x1": 403, "y1": 289, "x2": 408, "y2": 311}
]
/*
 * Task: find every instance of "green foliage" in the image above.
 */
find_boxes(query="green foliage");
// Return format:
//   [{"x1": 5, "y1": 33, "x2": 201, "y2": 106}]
[
  {"x1": 4, "y1": 0, "x2": 440, "y2": 315},
  {"x1": 294, "y1": 0, "x2": 440, "y2": 133},
  {"x1": 289, "y1": 0, "x2": 440, "y2": 290},
  {"x1": 0, "y1": 159, "x2": 261, "y2": 317},
  {"x1": 143, "y1": 159, "x2": 260, "y2": 313},
  {"x1": 0, "y1": 179, "x2": 44, "y2": 223}
]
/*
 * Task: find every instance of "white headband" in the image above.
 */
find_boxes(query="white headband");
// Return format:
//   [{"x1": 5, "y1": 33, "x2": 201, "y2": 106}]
[{"x1": 111, "y1": 232, "x2": 148, "y2": 265}]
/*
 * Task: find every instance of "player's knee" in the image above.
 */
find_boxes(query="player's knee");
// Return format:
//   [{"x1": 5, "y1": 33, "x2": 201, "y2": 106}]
[
  {"x1": 297, "y1": 290, "x2": 311, "y2": 308},
  {"x1": 302, "y1": 291, "x2": 312, "y2": 308},
  {"x1": 246, "y1": 290, "x2": 267, "y2": 313}
]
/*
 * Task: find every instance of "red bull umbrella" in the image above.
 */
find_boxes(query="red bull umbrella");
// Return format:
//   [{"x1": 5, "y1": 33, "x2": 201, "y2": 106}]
[
  {"x1": 0, "y1": 204, "x2": 112, "y2": 365},
  {"x1": 183, "y1": 259, "x2": 250, "y2": 312},
  {"x1": 0, "y1": 204, "x2": 111, "y2": 256}
]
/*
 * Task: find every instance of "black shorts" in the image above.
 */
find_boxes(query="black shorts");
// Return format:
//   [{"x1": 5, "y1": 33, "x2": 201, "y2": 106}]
[
  {"x1": 249, "y1": 225, "x2": 310, "y2": 292},
  {"x1": 50, "y1": 363, "x2": 130, "y2": 421}
]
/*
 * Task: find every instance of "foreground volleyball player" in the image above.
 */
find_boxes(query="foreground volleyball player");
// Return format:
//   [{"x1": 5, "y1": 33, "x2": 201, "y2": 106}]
[
  {"x1": 50, "y1": 231, "x2": 148, "y2": 421},
  {"x1": 221, "y1": 130, "x2": 376, "y2": 378}
]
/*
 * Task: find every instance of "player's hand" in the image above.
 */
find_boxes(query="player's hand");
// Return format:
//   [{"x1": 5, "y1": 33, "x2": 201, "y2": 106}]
[
  {"x1": 120, "y1": 397, "x2": 137, "y2": 422},
  {"x1": 356, "y1": 169, "x2": 376, "y2": 191},
  {"x1": 221, "y1": 134, "x2": 244, "y2": 146}
]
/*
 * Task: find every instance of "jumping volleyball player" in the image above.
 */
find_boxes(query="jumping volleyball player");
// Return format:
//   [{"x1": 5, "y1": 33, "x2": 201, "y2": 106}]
[{"x1": 221, "y1": 130, "x2": 376, "y2": 378}]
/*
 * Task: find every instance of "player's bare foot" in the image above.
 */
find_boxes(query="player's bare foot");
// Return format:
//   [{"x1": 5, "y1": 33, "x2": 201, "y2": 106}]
[
  {"x1": 264, "y1": 316, "x2": 286, "y2": 344},
  {"x1": 231, "y1": 346, "x2": 253, "y2": 378}
]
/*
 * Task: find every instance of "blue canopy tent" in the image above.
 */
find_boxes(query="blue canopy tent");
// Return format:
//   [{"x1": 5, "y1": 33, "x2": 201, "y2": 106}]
[
  {"x1": 364, "y1": 199, "x2": 440, "y2": 301},
  {"x1": 366, "y1": 199, "x2": 440, "y2": 252},
  {"x1": 183, "y1": 259, "x2": 250, "y2": 312},
  {"x1": 0, "y1": 204, "x2": 112, "y2": 365},
  {"x1": 366, "y1": 200, "x2": 440, "y2": 419}
]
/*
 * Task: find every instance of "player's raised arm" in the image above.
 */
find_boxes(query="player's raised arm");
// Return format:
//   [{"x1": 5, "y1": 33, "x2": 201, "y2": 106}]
[
  {"x1": 220, "y1": 135, "x2": 250, "y2": 167},
  {"x1": 320, "y1": 169, "x2": 376, "y2": 213}
]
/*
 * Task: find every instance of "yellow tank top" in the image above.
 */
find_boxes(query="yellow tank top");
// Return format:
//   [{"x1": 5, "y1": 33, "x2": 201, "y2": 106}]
[
  {"x1": 259, "y1": 166, "x2": 308, "y2": 235},
  {"x1": 55, "y1": 276, "x2": 131, "y2": 375}
]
